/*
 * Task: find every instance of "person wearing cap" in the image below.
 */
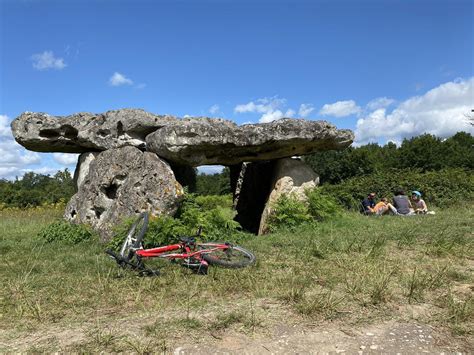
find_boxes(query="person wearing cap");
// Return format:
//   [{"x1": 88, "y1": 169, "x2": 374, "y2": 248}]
[
  {"x1": 362, "y1": 192, "x2": 377, "y2": 214},
  {"x1": 411, "y1": 190, "x2": 428, "y2": 214}
]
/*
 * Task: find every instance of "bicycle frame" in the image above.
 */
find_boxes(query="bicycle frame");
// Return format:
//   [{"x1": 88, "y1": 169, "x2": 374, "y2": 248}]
[{"x1": 135, "y1": 242, "x2": 228, "y2": 261}]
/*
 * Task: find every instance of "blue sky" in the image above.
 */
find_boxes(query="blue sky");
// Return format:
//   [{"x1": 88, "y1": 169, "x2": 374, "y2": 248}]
[{"x1": 0, "y1": 0, "x2": 473, "y2": 178}]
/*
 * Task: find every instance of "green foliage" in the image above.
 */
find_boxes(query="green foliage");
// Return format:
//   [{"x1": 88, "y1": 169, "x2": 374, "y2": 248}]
[
  {"x1": 0, "y1": 169, "x2": 75, "y2": 208},
  {"x1": 319, "y1": 168, "x2": 474, "y2": 210},
  {"x1": 195, "y1": 167, "x2": 231, "y2": 195},
  {"x1": 304, "y1": 132, "x2": 474, "y2": 184},
  {"x1": 267, "y1": 194, "x2": 312, "y2": 232},
  {"x1": 267, "y1": 188, "x2": 346, "y2": 232},
  {"x1": 109, "y1": 194, "x2": 245, "y2": 250},
  {"x1": 38, "y1": 220, "x2": 95, "y2": 244},
  {"x1": 267, "y1": 190, "x2": 346, "y2": 232},
  {"x1": 306, "y1": 189, "x2": 343, "y2": 221}
]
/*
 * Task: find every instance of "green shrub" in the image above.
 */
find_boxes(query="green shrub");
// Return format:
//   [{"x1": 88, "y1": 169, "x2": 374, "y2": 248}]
[
  {"x1": 306, "y1": 189, "x2": 343, "y2": 221},
  {"x1": 267, "y1": 194, "x2": 312, "y2": 232},
  {"x1": 108, "y1": 193, "x2": 245, "y2": 250},
  {"x1": 38, "y1": 220, "x2": 95, "y2": 244}
]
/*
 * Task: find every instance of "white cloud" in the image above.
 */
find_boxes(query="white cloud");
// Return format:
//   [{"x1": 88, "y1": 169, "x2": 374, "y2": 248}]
[
  {"x1": 109, "y1": 72, "x2": 133, "y2": 86},
  {"x1": 134, "y1": 83, "x2": 146, "y2": 90},
  {"x1": 0, "y1": 115, "x2": 12, "y2": 137},
  {"x1": 320, "y1": 100, "x2": 362, "y2": 118},
  {"x1": 0, "y1": 114, "x2": 45, "y2": 179},
  {"x1": 366, "y1": 97, "x2": 395, "y2": 111},
  {"x1": 355, "y1": 77, "x2": 474, "y2": 145},
  {"x1": 234, "y1": 97, "x2": 295, "y2": 123},
  {"x1": 53, "y1": 153, "x2": 79, "y2": 166},
  {"x1": 298, "y1": 104, "x2": 315, "y2": 118},
  {"x1": 31, "y1": 51, "x2": 66, "y2": 70},
  {"x1": 209, "y1": 104, "x2": 220, "y2": 115}
]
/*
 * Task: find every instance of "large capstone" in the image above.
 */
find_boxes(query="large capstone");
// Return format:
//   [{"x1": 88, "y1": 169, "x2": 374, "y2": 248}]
[
  {"x1": 11, "y1": 109, "x2": 177, "y2": 153},
  {"x1": 65, "y1": 146, "x2": 184, "y2": 240},
  {"x1": 146, "y1": 117, "x2": 354, "y2": 166},
  {"x1": 11, "y1": 109, "x2": 354, "y2": 166}
]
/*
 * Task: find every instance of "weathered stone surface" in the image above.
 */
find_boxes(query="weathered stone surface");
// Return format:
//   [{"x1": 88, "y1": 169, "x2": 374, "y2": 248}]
[
  {"x1": 11, "y1": 109, "x2": 177, "y2": 153},
  {"x1": 258, "y1": 158, "x2": 319, "y2": 235},
  {"x1": 65, "y1": 146, "x2": 183, "y2": 240},
  {"x1": 146, "y1": 117, "x2": 354, "y2": 166},
  {"x1": 73, "y1": 152, "x2": 99, "y2": 190}
]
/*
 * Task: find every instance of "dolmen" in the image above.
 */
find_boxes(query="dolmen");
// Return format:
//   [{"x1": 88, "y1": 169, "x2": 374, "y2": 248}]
[{"x1": 12, "y1": 109, "x2": 353, "y2": 239}]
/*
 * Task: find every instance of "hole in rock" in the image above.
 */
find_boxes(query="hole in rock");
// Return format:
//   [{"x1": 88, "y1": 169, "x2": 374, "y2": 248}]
[
  {"x1": 39, "y1": 129, "x2": 60, "y2": 138},
  {"x1": 117, "y1": 121, "x2": 124, "y2": 136},
  {"x1": 98, "y1": 129, "x2": 111, "y2": 137},
  {"x1": 70, "y1": 210, "x2": 77, "y2": 219},
  {"x1": 62, "y1": 125, "x2": 79, "y2": 139},
  {"x1": 93, "y1": 207, "x2": 105, "y2": 219},
  {"x1": 104, "y1": 183, "x2": 119, "y2": 199}
]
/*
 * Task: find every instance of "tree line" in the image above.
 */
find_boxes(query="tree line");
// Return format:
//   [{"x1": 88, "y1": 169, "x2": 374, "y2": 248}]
[
  {"x1": 0, "y1": 170, "x2": 75, "y2": 208},
  {"x1": 1, "y1": 132, "x2": 472, "y2": 207},
  {"x1": 303, "y1": 132, "x2": 473, "y2": 184}
]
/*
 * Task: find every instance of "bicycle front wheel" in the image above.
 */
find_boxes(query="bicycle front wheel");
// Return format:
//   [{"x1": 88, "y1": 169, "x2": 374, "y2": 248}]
[
  {"x1": 198, "y1": 243, "x2": 256, "y2": 268},
  {"x1": 120, "y1": 212, "x2": 148, "y2": 262}
]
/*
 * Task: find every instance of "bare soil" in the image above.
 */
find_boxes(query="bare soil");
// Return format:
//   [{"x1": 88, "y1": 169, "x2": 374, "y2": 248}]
[{"x1": 1, "y1": 304, "x2": 471, "y2": 353}]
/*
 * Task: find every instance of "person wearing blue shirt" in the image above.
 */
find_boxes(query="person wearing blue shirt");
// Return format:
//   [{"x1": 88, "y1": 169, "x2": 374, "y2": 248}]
[{"x1": 362, "y1": 192, "x2": 376, "y2": 214}]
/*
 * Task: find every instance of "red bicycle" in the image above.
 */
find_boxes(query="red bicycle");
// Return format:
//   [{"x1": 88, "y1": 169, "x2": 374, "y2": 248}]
[{"x1": 106, "y1": 212, "x2": 256, "y2": 275}]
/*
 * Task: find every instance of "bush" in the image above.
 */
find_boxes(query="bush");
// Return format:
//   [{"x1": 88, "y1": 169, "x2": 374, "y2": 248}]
[
  {"x1": 306, "y1": 189, "x2": 343, "y2": 221},
  {"x1": 108, "y1": 194, "x2": 245, "y2": 250},
  {"x1": 319, "y1": 168, "x2": 474, "y2": 210},
  {"x1": 267, "y1": 194, "x2": 312, "y2": 232},
  {"x1": 38, "y1": 220, "x2": 95, "y2": 244},
  {"x1": 267, "y1": 189, "x2": 346, "y2": 232}
]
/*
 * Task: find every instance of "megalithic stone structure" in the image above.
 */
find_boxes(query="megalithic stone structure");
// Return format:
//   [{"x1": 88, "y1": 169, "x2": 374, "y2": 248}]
[{"x1": 11, "y1": 109, "x2": 354, "y2": 239}]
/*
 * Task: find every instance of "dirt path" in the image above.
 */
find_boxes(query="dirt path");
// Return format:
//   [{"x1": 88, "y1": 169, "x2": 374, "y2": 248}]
[
  {"x1": 2, "y1": 317, "x2": 470, "y2": 353},
  {"x1": 173, "y1": 321, "x2": 469, "y2": 354}
]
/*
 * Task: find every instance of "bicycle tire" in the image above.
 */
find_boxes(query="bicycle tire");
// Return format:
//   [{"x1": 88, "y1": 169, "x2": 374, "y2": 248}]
[
  {"x1": 119, "y1": 212, "x2": 148, "y2": 262},
  {"x1": 198, "y1": 242, "x2": 256, "y2": 268}
]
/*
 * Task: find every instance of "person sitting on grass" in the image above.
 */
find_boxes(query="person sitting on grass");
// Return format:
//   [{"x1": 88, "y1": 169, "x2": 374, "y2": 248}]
[
  {"x1": 392, "y1": 189, "x2": 415, "y2": 215},
  {"x1": 373, "y1": 197, "x2": 398, "y2": 215},
  {"x1": 362, "y1": 192, "x2": 377, "y2": 214},
  {"x1": 411, "y1": 190, "x2": 428, "y2": 214}
]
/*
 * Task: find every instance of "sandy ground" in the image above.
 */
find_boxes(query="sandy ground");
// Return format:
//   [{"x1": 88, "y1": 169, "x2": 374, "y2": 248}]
[{"x1": 2, "y1": 315, "x2": 471, "y2": 353}]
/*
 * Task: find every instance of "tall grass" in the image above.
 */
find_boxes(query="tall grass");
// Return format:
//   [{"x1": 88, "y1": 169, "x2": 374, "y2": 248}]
[{"x1": 0, "y1": 204, "x2": 472, "y2": 351}]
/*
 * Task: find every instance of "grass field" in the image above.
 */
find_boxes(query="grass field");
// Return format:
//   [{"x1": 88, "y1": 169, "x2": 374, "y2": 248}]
[{"x1": 0, "y1": 205, "x2": 473, "y2": 352}]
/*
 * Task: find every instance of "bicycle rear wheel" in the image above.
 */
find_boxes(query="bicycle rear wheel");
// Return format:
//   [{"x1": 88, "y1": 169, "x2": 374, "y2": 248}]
[
  {"x1": 198, "y1": 243, "x2": 256, "y2": 268},
  {"x1": 120, "y1": 212, "x2": 148, "y2": 262}
]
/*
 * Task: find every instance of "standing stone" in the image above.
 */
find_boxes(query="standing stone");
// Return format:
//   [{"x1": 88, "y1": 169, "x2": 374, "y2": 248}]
[
  {"x1": 65, "y1": 146, "x2": 184, "y2": 241},
  {"x1": 258, "y1": 158, "x2": 319, "y2": 235},
  {"x1": 73, "y1": 152, "x2": 99, "y2": 190},
  {"x1": 234, "y1": 161, "x2": 276, "y2": 234}
]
